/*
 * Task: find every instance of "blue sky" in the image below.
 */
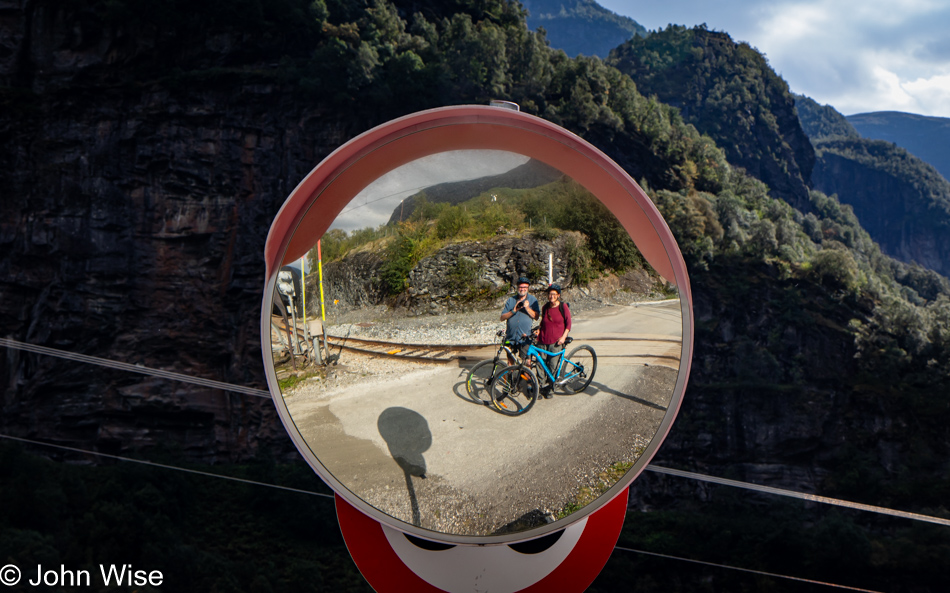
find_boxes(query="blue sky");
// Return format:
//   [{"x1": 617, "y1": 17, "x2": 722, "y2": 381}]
[{"x1": 598, "y1": 0, "x2": 950, "y2": 117}]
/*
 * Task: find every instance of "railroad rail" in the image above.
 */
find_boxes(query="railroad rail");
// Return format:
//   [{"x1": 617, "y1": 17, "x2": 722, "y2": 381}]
[
  {"x1": 271, "y1": 315, "x2": 683, "y2": 367},
  {"x1": 324, "y1": 335, "x2": 493, "y2": 364}
]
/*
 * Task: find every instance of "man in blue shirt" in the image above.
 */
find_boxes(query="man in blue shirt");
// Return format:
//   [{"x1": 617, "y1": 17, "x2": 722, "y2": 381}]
[{"x1": 500, "y1": 277, "x2": 540, "y2": 361}]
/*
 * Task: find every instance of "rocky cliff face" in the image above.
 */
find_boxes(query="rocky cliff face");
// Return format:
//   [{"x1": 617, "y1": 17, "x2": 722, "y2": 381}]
[
  {"x1": 319, "y1": 232, "x2": 597, "y2": 314},
  {"x1": 0, "y1": 0, "x2": 371, "y2": 460},
  {"x1": 811, "y1": 151, "x2": 950, "y2": 277}
]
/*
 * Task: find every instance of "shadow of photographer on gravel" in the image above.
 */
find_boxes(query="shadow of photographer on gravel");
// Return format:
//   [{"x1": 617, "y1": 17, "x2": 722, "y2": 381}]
[{"x1": 378, "y1": 407, "x2": 432, "y2": 525}]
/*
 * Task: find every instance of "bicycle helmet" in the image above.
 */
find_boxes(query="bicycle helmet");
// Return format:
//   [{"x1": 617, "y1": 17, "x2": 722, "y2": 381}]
[
  {"x1": 516, "y1": 276, "x2": 531, "y2": 286},
  {"x1": 546, "y1": 283, "x2": 562, "y2": 294}
]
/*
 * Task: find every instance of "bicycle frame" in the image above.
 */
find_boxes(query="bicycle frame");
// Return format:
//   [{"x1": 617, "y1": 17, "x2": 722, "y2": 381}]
[
  {"x1": 524, "y1": 342, "x2": 582, "y2": 385},
  {"x1": 492, "y1": 333, "x2": 521, "y2": 366}
]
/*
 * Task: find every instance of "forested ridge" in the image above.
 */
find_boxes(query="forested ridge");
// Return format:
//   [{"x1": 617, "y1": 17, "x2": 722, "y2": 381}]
[
  {"x1": 520, "y1": 0, "x2": 646, "y2": 58},
  {"x1": 794, "y1": 92, "x2": 860, "y2": 140},
  {"x1": 796, "y1": 93, "x2": 950, "y2": 277},
  {"x1": 848, "y1": 111, "x2": 950, "y2": 181},
  {"x1": 608, "y1": 25, "x2": 815, "y2": 211},
  {"x1": 2, "y1": 0, "x2": 949, "y2": 591}
]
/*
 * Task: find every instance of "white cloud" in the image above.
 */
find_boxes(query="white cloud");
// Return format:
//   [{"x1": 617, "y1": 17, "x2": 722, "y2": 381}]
[
  {"x1": 599, "y1": 0, "x2": 950, "y2": 116},
  {"x1": 739, "y1": 0, "x2": 950, "y2": 115},
  {"x1": 901, "y1": 72, "x2": 950, "y2": 115},
  {"x1": 330, "y1": 150, "x2": 530, "y2": 232}
]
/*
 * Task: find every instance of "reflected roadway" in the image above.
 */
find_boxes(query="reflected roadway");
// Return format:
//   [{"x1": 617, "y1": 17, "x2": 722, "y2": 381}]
[{"x1": 283, "y1": 300, "x2": 683, "y2": 536}]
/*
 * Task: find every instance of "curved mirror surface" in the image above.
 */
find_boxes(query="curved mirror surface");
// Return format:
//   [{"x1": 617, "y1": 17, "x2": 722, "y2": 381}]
[{"x1": 268, "y1": 149, "x2": 684, "y2": 537}]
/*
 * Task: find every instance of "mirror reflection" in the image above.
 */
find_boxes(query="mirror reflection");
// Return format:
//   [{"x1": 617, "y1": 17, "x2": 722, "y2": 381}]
[{"x1": 269, "y1": 150, "x2": 683, "y2": 536}]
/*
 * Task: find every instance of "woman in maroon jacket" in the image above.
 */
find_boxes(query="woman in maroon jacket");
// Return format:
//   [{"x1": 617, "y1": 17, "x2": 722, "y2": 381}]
[{"x1": 537, "y1": 284, "x2": 572, "y2": 398}]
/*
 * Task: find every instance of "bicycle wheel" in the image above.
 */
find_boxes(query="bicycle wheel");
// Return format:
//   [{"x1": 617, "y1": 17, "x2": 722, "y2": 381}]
[
  {"x1": 490, "y1": 365, "x2": 538, "y2": 416},
  {"x1": 557, "y1": 345, "x2": 597, "y2": 394},
  {"x1": 466, "y1": 359, "x2": 501, "y2": 404}
]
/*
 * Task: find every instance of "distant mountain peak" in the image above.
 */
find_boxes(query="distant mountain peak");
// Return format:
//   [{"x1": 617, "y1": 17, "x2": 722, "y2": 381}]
[
  {"x1": 846, "y1": 111, "x2": 950, "y2": 181},
  {"x1": 521, "y1": 0, "x2": 646, "y2": 57},
  {"x1": 793, "y1": 93, "x2": 860, "y2": 140}
]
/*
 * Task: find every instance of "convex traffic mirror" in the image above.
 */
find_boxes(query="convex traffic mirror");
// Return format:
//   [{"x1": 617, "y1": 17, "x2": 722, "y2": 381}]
[{"x1": 262, "y1": 105, "x2": 693, "y2": 544}]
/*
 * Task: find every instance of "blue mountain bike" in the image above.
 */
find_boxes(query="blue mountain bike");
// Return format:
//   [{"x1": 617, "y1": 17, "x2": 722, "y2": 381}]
[{"x1": 490, "y1": 336, "x2": 597, "y2": 416}]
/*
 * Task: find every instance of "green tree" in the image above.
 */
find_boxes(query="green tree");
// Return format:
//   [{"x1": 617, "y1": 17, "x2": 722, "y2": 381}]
[{"x1": 435, "y1": 205, "x2": 473, "y2": 238}]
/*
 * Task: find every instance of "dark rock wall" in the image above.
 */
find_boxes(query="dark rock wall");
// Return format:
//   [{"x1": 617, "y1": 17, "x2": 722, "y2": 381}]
[
  {"x1": 0, "y1": 1, "x2": 366, "y2": 460},
  {"x1": 635, "y1": 260, "x2": 914, "y2": 507},
  {"x1": 1, "y1": 1, "x2": 946, "y2": 511},
  {"x1": 812, "y1": 152, "x2": 950, "y2": 276}
]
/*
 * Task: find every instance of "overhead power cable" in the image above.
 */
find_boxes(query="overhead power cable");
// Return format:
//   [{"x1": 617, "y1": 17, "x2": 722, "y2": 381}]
[
  {"x1": 614, "y1": 546, "x2": 883, "y2": 593},
  {"x1": 4, "y1": 338, "x2": 950, "y2": 528},
  {"x1": 646, "y1": 465, "x2": 950, "y2": 527},
  {"x1": 0, "y1": 337, "x2": 270, "y2": 398},
  {"x1": 0, "y1": 433, "x2": 332, "y2": 498},
  {"x1": 0, "y1": 433, "x2": 914, "y2": 593}
]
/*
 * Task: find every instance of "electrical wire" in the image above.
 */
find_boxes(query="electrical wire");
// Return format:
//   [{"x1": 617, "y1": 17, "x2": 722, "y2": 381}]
[
  {"x1": 0, "y1": 433, "x2": 332, "y2": 499},
  {"x1": 0, "y1": 338, "x2": 270, "y2": 398},
  {"x1": 613, "y1": 546, "x2": 883, "y2": 593},
  {"x1": 0, "y1": 432, "x2": 912, "y2": 593},
  {"x1": 1, "y1": 338, "x2": 946, "y2": 591},
  {"x1": 4, "y1": 337, "x2": 950, "y2": 527},
  {"x1": 646, "y1": 465, "x2": 950, "y2": 527},
  {"x1": 4, "y1": 337, "x2": 950, "y2": 526},
  {"x1": 337, "y1": 183, "x2": 432, "y2": 216}
]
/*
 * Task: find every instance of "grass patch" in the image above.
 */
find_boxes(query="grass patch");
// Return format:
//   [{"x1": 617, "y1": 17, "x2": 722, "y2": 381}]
[
  {"x1": 556, "y1": 459, "x2": 636, "y2": 519},
  {"x1": 277, "y1": 369, "x2": 325, "y2": 392}
]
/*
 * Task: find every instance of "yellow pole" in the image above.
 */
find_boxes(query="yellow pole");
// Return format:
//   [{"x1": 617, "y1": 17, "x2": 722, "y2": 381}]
[
  {"x1": 317, "y1": 240, "x2": 329, "y2": 362},
  {"x1": 301, "y1": 256, "x2": 307, "y2": 328},
  {"x1": 317, "y1": 240, "x2": 326, "y2": 321}
]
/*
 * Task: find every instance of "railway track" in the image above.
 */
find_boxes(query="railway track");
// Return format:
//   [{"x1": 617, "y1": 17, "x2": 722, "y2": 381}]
[
  {"x1": 324, "y1": 335, "x2": 493, "y2": 364},
  {"x1": 270, "y1": 316, "x2": 493, "y2": 363},
  {"x1": 271, "y1": 316, "x2": 683, "y2": 367}
]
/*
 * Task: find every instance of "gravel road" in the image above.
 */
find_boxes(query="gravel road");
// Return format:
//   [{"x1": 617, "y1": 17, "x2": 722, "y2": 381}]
[{"x1": 279, "y1": 299, "x2": 683, "y2": 537}]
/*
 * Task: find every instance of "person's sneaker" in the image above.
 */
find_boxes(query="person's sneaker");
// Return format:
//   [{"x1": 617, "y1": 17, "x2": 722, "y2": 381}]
[{"x1": 540, "y1": 385, "x2": 553, "y2": 399}]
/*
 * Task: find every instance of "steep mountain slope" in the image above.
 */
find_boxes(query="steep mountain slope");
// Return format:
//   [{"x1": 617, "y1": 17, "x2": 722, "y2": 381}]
[
  {"x1": 386, "y1": 159, "x2": 563, "y2": 224},
  {"x1": 796, "y1": 95, "x2": 950, "y2": 277},
  {"x1": 2, "y1": 0, "x2": 950, "y2": 588},
  {"x1": 0, "y1": 0, "x2": 724, "y2": 461},
  {"x1": 811, "y1": 139, "x2": 950, "y2": 276},
  {"x1": 793, "y1": 93, "x2": 860, "y2": 139},
  {"x1": 520, "y1": 0, "x2": 646, "y2": 57},
  {"x1": 848, "y1": 111, "x2": 950, "y2": 181},
  {"x1": 609, "y1": 25, "x2": 815, "y2": 212}
]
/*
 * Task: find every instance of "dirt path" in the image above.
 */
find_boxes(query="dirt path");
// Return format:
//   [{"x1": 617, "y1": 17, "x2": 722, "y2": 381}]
[{"x1": 281, "y1": 302, "x2": 684, "y2": 536}]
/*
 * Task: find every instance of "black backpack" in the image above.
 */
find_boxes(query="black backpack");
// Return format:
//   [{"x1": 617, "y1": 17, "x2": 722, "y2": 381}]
[{"x1": 544, "y1": 301, "x2": 569, "y2": 319}]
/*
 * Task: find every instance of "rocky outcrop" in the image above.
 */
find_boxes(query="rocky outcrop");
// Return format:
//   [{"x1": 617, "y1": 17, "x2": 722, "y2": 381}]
[
  {"x1": 317, "y1": 232, "x2": 587, "y2": 315},
  {"x1": 319, "y1": 250, "x2": 388, "y2": 310},
  {"x1": 403, "y1": 232, "x2": 578, "y2": 313}
]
